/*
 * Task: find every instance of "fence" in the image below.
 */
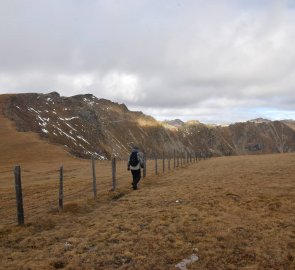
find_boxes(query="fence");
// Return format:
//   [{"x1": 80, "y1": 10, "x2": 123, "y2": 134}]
[{"x1": 0, "y1": 151, "x2": 211, "y2": 226}]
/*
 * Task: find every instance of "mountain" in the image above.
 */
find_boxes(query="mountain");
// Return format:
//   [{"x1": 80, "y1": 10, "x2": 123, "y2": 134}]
[
  {"x1": 162, "y1": 119, "x2": 184, "y2": 128},
  {"x1": 249, "y1": 118, "x2": 271, "y2": 124},
  {"x1": 1, "y1": 92, "x2": 295, "y2": 159},
  {"x1": 282, "y1": 119, "x2": 295, "y2": 131}
]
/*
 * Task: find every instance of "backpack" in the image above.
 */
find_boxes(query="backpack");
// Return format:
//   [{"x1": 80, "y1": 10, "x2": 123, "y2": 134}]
[{"x1": 129, "y1": 152, "x2": 139, "y2": 166}]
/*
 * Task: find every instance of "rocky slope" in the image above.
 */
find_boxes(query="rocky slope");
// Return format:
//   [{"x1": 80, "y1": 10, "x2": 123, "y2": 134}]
[{"x1": 1, "y1": 92, "x2": 295, "y2": 159}]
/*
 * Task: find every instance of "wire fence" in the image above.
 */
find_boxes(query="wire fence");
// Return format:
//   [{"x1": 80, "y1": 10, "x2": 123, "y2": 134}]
[{"x1": 0, "y1": 151, "x2": 211, "y2": 226}]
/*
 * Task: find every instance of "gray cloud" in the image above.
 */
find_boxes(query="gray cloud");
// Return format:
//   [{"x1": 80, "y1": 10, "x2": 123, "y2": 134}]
[{"x1": 1, "y1": 0, "x2": 295, "y2": 123}]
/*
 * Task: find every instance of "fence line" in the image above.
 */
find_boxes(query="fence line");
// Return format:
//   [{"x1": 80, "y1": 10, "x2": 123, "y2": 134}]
[{"x1": 0, "y1": 150, "x2": 212, "y2": 226}]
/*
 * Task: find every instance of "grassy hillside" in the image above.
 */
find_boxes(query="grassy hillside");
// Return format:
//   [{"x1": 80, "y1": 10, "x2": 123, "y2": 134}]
[
  {"x1": 0, "y1": 95, "x2": 72, "y2": 165},
  {"x1": 1, "y1": 154, "x2": 294, "y2": 269}
]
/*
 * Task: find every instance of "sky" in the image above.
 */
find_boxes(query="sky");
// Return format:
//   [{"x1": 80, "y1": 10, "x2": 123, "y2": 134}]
[{"x1": 1, "y1": 0, "x2": 295, "y2": 124}]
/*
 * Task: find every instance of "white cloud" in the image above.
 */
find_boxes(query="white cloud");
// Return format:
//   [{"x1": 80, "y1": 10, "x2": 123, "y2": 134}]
[
  {"x1": 1, "y1": 0, "x2": 295, "y2": 123},
  {"x1": 101, "y1": 72, "x2": 144, "y2": 102}
]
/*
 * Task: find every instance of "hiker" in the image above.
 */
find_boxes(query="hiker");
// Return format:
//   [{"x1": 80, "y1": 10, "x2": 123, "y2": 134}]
[{"x1": 127, "y1": 146, "x2": 144, "y2": 190}]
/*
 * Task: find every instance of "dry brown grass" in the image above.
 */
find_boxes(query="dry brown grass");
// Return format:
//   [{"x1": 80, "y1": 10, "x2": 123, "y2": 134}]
[
  {"x1": 1, "y1": 100, "x2": 295, "y2": 269},
  {"x1": 1, "y1": 153, "x2": 295, "y2": 269}
]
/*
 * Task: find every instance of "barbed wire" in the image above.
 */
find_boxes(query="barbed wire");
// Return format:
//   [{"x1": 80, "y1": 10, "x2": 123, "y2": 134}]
[{"x1": 0, "y1": 155, "x2": 204, "y2": 226}]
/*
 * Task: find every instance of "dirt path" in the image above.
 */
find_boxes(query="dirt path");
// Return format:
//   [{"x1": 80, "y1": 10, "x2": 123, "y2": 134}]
[{"x1": 0, "y1": 154, "x2": 295, "y2": 269}]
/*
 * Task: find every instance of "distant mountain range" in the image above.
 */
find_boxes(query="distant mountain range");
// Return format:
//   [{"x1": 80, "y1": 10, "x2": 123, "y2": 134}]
[
  {"x1": 1, "y1": 92, "x2": 295, "y2": 159},
  {"x1": 162, "y1": 119, "x2": 185, "y2": 128},
  {"x1": 248, "y1": 118, "x2": 272, "y2": 123}
]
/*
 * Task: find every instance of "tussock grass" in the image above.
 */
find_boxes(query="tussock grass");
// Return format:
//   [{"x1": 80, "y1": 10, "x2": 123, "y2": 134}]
[{"x1": 1, "y1": 153, "x2": 295, "y2": 269}]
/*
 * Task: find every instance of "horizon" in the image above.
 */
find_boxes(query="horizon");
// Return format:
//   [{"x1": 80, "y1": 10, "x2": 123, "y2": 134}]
[{"x1": 1, "y1": 1, "x2": 295, "y2": 123}]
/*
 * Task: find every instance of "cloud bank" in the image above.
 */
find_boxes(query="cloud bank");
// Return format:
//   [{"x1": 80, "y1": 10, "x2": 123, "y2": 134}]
[{"x1": 1, "y1": 0, "x2": 295, "y2": 123}]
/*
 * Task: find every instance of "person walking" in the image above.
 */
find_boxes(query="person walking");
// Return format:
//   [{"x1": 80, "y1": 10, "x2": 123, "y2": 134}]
[{"x1": 127, "y1": 146, "x2": 144, "y2": 190}]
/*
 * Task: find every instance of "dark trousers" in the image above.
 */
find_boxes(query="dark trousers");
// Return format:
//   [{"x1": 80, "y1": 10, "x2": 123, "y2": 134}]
[{"x1": 131, "y1": 169, "x2": 141, "y2": 189}]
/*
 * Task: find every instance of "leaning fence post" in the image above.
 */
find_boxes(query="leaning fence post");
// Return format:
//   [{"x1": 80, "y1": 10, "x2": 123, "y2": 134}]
[
  {"x1": 91, "y1": 156, "x2": 97, "y2": 198},
  {"x1": 14, "y1": 165, "x2": 24, "y2": 225},
  {"x1": 112, "y1": 157, "x2": 116, "y2": 191},
  {"x1": 59, "y1": 166, "x2": 64, "y2": 210}
]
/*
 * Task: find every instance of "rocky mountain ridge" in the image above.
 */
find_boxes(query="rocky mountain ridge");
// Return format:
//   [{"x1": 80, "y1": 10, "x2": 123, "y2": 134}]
[{"x1": 1, "y1": 92, "x2": 295, "y2": 159}]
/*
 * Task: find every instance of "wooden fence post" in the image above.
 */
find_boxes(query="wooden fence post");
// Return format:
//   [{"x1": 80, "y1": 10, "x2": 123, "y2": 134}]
[
  {"x1": 162, "y1": 151, "x2": 165, "y2": 174},
  {"x1": 168, "y1": 156, "x2": 171, "y2": 170},
  {"x1": 180, "y1": 153, "x2": 183, "y2": 167},
  {"x1": 143, "y1": 153, "x2": 147, "y2": 178},
  {"x1": 177, "y1": 151, "x2": 179, "y2": 167},
  {"x1": 112, "y1": 157, "x2": 116, "y2": 191},
  {"x1": 91, "y1": 156, "x2": 97, "y2": 198},
  {"x1": 14, "y1": 165, "x2": 24, "y2": 225},
  {"x1": 179, "y1": 152, "x2": 181, "y2": 167},
  {"x1": 59, "y1": 166, "x2": 63, "y2": 210},
  {"x1": 173, "y1": 150, "x2": 176, "y2": 169},
  {"x1": 155, "y1": 155, "x2": 158, "y2": 175}
]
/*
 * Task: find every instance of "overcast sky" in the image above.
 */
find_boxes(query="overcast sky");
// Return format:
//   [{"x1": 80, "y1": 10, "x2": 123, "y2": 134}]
[{"x1": 1, "y1": 0, "x2": 295, "y2": 124}]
